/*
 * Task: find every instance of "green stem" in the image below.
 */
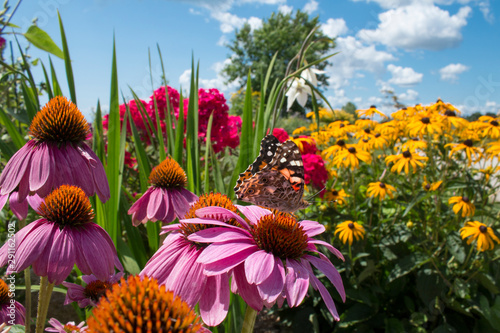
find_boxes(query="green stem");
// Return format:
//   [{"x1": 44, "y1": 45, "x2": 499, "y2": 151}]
[
  {"x1": 241, "y1": 306, "x2": 258, "y2": 333},
  {"x1": 35, "y1": 277, "x2": 54, "y2": 333}
]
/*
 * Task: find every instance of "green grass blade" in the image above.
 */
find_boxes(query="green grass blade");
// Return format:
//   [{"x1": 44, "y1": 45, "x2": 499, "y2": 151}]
[
  {"x1": 40, "y1": 62, "x2": 54, "y2": 100},
  {"x1": 20, "y1": 81, "x2": 38, "y2": 122},
  {"x1": 173, "y1": 92, "x2": 184, "y2": 164},
  {"x1": 58, "y1": 12, "x2": 77, "y2": 105},
  {"x1": 204, "y1": 113, "x2": 214, "y2": 194},
  {"x1": 49, "y1": 57, "x2": 63, "y2": 97},
  {"x1": 0, "y1": 106, "x2": 26, "y2": 150},
  {"x1": 185, "y1": 58, "x2": 200, "y2": 194}
]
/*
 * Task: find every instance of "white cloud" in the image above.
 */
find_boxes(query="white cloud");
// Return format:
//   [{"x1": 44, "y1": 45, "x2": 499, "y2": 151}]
[
  {"x1": 179, "y1": 59, "x2": 240, "y2": 92},
  {"x1": 303, "y1": 0, "x2": 319, "y2": 14},
  {"x1": 387, "y1": 64, "x2": 423, "y2": 86},
  {"x1": 321, "y1": 18, "x2": 348, "y2": 38},
  {"x1": 211, "y1": 11, "x2": 246, "y2": 33},
  {"x1": 398, "y1": 89, "x2": 419, "y2": 101},
  {"x1": 439, "y1": 63, "x2": 469, "y2": 82},
  {"x1": 247, "y1": 17, "x2": 263, "y2": 30},
  {"x1": 278, "y1": 4, "x2": 293, "y2": 14},
  {"x1": 357, "y1": 4, "x2": 471, "y2": 50},
  {"x1": 479, "y1": 0, "x2": 494, "y2": 23},
  {"x1": 327, "y1": 36, "x2": 395, "y2": 89}
]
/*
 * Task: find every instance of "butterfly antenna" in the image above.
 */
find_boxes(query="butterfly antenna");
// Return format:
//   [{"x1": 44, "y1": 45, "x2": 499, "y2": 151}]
[{"x1": 305, "y1": 186, "x2": 326, "y2": 201}]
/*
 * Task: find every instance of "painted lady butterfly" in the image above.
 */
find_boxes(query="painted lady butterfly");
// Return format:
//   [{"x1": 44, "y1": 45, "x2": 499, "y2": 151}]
[{"x1": 234, "y1": 134, "x2": 310, "y2": 213}]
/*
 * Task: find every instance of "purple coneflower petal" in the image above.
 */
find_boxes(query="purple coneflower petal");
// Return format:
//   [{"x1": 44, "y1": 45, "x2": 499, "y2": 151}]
[
  {"x1": 81, "y1": 144, "x2": 110, "y2": 201},
  {"x1": 299, "y1": 220, "x2": 326, "y2": 237},
  {"x1": 141, "y1": 234, "x2": 187, "y2": 283},
  {"x1": 67, "y1": 146, "x2": 94, "y2": 196},
  {"x1": 33, "y1": 145, "x2": 54, "y2": 198},
  {"x1": 29, "y1": 143, "x2": 50, "y2": 192},
  {"x1": 309, "y1": 239, "x2": 344, "y2": 260},
  {"x1": 285, "y1": 259, "x2": 309, "y2": 307},
  {"x1": 30, "y1": 223, "x2": 59, "y2": 277},
  {"x1": 170, "y1": 188, "x2": 190, "y2": 218},
  {"x1": 307, "y1": 265, "x2": 340, "y2": 320},
  {"x1": 160, "y1": 223, "x2": 181, "y2": 235},
  {"x1": 17, "y1": 169, "x2": 31, "y2": 201},
  {"x1": 188, "y1": 227, "x2": 251, "y2": 244},
  {"x1": 128, "y1": 190, "x2": 152, "y2": 225},
  {"x1": 235, "y1": 205, "x2": 271, "y2": 226},
  {"x1": 62, "y1": 282, "x2": 86, "y2": 305},
  {"x1": 257, "y1": 258, "x2": 285, "y2": 303},
  {"x1": 9, "y1": 191, "x2": 28, "y2": 220},
  {"x1": 195, "y1": 207, "x2": 249, "y2": 229},
  {"x1": 306, "y1": 253, "x2": 346, "y2": 301},
  {"x1": 232, "y1": 264, "x2": 263, "y2": 311},
  {"x1": 52, "y1": 148, "x2": 76, "y2": 191},
  {"x1": 179, "y1": 187, "x2": 198, "y2": 205},
  {"x1": 0, "y1": 193, "x2": 7, "y2": 211},
  {"x1": 199, "y1": 274, "x2": 230, "y2": 326},
  {"x1": 244, "y1": 250, "x2": 275, "y2": 284},
  {"x1": 26, "y1": 193, "x2": 43, "y2": 213},
  {"x1": 162, "y1": 191, "x2": 175, "y2": 223},
  {"x1": 47, "y1": 229, "x2": 76, "y2": 284},
  {"x1": 0, "y1": 141, "x2": 34, "y2": 195},
  {"x1": 147, "y1": 188, "x2": 166, "y2": 221},
  {"x1": 199, "y1": 243, "x2": 258, "y2": 275}
]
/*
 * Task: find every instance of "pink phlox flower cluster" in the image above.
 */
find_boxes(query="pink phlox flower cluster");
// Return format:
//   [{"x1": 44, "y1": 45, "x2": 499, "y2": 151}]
[
  {"x1": 302, "y1": 153, "x2": 329, "y2": 189},
  {"x1": 271, "y1": 128, "x2": 289, "y2": 143}
]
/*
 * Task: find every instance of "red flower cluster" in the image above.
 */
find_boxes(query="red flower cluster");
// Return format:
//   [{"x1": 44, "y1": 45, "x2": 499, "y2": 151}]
[
  {"x1": 102, "y1": 99, "x2": 150, "y2": 137},
  {"x1": 302, "y1": 153, "x2": 328, "y2": 189},
  {"x1": 298, "y1": 135, "x2": 318, "y2": 154},
  {"x1": 272, "y1": 128, "x2": 290, "y2": 143},
  {"x1": 148, "y1": 85, "x2": 181, "y2": 119},
  {"x1": 184, "y1": 88, "x2": 241, "y2": 153}
]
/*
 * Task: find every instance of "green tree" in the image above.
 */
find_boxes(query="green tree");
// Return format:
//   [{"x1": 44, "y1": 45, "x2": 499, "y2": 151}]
[{"x1": 221, "y1": 10, "x2": 334, "y2": 95}]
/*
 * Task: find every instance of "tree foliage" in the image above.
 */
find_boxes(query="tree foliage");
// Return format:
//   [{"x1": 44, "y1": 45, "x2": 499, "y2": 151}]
[{"x1": 222, "y1": 10, "x2": 334, "y2": 94}]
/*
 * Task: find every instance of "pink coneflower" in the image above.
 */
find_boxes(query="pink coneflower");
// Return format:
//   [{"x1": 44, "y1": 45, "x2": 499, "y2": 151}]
[
  {"x1": 0, "y1": 96, "x2": 110, "y2": 202},
  {"x1": 140, "y1": 193, "x2": 238, "y2": 326},
  {"x1": 0, "y1": 185, "x2": 123, "y2": 285},
  {"x1": 128, "y1": 157, "x2": 197, "y2": 225},
  {"x1": 62, "y1": 272, "x2": 124, "y2": 308},
  {"x1": 0, "y1": 278, "x2": 25, "y2": 325},
  {"x1": 185, "y1": 205, "x2": 346, "y2": 320},
  {"x1": 45, "y1": 318, "x2": 87, "y2": 333}
]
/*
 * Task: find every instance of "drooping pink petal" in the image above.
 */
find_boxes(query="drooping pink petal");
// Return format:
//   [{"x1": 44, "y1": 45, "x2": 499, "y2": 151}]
[
  {"x1": 31, "y1": 223, "x2": 60, "y2": 277},
  {"x1": 52, "y1": 147, "x2": 76, "y2": 190},
  {"x1": 305, "y1": 254, "x2": 345, "y2": 301},
  {"x1": 141, "y1": 234, "x2": 187, "y2": 284},
  {"x1": 199, "y1": 273, "x2": 230, "y2": 326},
  {"x1": 34, "y1": 143, "x2": 55, "y2": 198},
  {"x1": 81, "y1": 144, "x2": 110, "y2": 201},
  {"x1": 299, "y1": 220, "x2": 326, "y2": 237},
  {"x1": 147, "y1": 188, "x2": 166, "y2": 221},
  {"x1": 244, "y1": 250, "x2": 275, "y2": 284},
  {"x1": 62, "y1": 282, "x2": 86, "y2": 305},
  {"x1": 46, "y1": 229, "x2": 76, "y2": 284},
  {"x1": 128, "y1": 189, "x2": 153, "y2": 225},
  {"x1": 170, "y1": 188, "x2": 190, "y2": 218},
  {"x1": 26, "y1": 194, "x2": 43, "y2": 214},
  {"x1": 235, "y1": 204, "x2": 271, "y2": 226},
  {"x1": 9, "y1": 191, "x2": 28, "y2": 220},
  {"x1": 195, "y1": 206, "x2": 249, "y2": 229},
  {"x1": 17, "y1": 167, "x2": 31, "y2": 201},
  {"x1": 232, "y1": 264, "x2": 263, "y2": 312},
  {"x1": 308, "y1": 267, "x2": 340, "y2": 321},
  {"x1": 0, "y1": 193, "x2": 8, "y2": 211},
  {"x1": 257, "y1": 258, "x2": 285, "y2": 303},
  {"x1": 198, "y1": 242, "x2": 258, "y2": 275},
  {"x1": 29, "y1": 143, "x2": 50, "y2": 192},
  {"x1": 188, "y1": 227, "x2": 251, "y2": 244},
  {"x1": 178, "y1": 187, "x2": 198, "y2": 205},
  {"x1": 66, "y1": 145, "x2": 94, "y2": 196},
  {"x1": 0, "y1": 141, "x2": 35, "y2": 195},
  {"x1": 309, "y1": 239, "x2": 344, "y2": 261},
  {"x1": 284, "y1": 259, "x2": 310, "y2": 307},
  {"x1": 162, "y1": 191, "x2": 175, "y2": 223}
]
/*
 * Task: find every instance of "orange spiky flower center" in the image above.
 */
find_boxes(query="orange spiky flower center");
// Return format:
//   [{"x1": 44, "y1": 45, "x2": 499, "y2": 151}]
[
  {"x1": 38, "y1": 185, "x2": 94, "y2": 227},
  {"x1": 86, "y1": 275, "x2": 203, "y2": 333},
  {"x1": 84, "y1": 280, "x2": 113, "y2": 303},
  {"x1": 149, "y1": 158, "x2": 187, "y2": 189},
  {"x1": 63, "y1": 324, "x2": 83, "y2": 332},
  {"x1": 29, "y1": 96, "x2": 90, "y2": 143},
  {"x1": 181, "y1": 193, "x2": 240, "y2": 239},
  {"x1": 251, "y1": 213, "x2": 308, "y2": 260},
  {"x1": 0, "y1": 279, "x2": 9, "y2": 305}
]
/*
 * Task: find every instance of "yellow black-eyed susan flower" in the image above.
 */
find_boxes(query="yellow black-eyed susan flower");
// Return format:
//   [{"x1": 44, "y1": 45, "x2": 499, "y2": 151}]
[
  {"x1": 335, "y1": 221, "x2": 365, "y2": 245},
  {"x1": 445, "y1": 139, "x2": 483, "y2": 166},
  {"x1": 448, "y1": 196, "x2": 475, "y2": 217},
  {"x1": 333, "y1": 144, "x2": 372, "y2": 170},
  {"x1": 460, "y1": 221, "x2": 500, "y2": 252},
  {"x1": 385, "y1": 150, "x2": 428, "y2": 174},
  {"x1": 366, "y1": 182, "x2": 396, "y2": 200}
]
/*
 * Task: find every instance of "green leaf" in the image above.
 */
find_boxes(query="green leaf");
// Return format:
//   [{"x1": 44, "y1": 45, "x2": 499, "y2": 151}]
[
  {"x1": 49, "y1": 57, "x2": 63, "y2": 97},
  {"x1": 24, "y1": 25, "x2": 64, "y2": 59},
  {"x1": 204, "y1": 113, "x2": 214, "y2": 194},
  {"x1": 0, "y1": 107, "x2": 26, "y2": 150},
  {"x1": 40, "y1": 61, "x2": 54, "y2": 100},
  {"x1": 174, "y1": 93, "x2": 185, "y2": 164},
  {"x1": 446, "y1": 233, "x2": 466, "y2": 264},
  {"x1": 388, "y1": 252, "x2": 428, "y2": 282},
  {"x1": 58, "y1": 12, "x2": 77, "y2": 105}
]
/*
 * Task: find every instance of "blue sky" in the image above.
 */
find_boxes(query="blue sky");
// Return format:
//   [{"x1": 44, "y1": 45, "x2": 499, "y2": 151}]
[{"x1": 7, "y1": 0, "x2": 500, "y2": 119}]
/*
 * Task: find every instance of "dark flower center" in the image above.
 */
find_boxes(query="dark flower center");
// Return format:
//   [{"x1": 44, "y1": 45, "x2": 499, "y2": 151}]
[
  {"x1": 339, "y1": 124, "x2": 345, "y2": 128},
  {"x1": 402, "y1": 150, "x2": 412, "y2": 158},
  {"x1": 444, "y1": 110, "x2": 456, "y2": 117},
  {"x1": 363, "y1": 139, "x2": 369, "y2": 143},
  {"x1": 491, "y1": 120, "x2": 499, "y2": 127},
  {"x1": 364, "y1": 129, "x2": 371, "y2": 134},
  {"x1": 462, "y1": 196, "x2": 469, "y2": 203},
  {"x1": 251, "y1": 213, "x2": 308, "y2": 260},
  {"x1": 38, "y1": 185, "x2": 94, "y2": 227},
  {"x1": 149, "y1": 158, "x2": 187, "y2": 188},
  {"x1": 331, "y1": 190, "x2": 339, "y2": 196},
  {"x1": 348, "y1": 223, "x2": 355, "y2": 229},
  {"x1": 411, "y1": 137, "x2": 419, "y2": 141},
  {"x1": 348, "y1": 147, "x2": 357, "y2": 154},
  {"x1": 180, "y1": 193, "x2": 240, "y2": 241},
  {"x1": 370, "y1": 105, "x2": 377, "y2": 109},
  {"x1": 421, "y1": 117, "x2": 430, "y2": 124},
  {"x1": 86, "y1": 275, "x2": 203, "y2": 332},
  {"x1": 425, "y1": 184, "x2": 431, "y2": 190},
  {"x1": 479, "y1": 225, "x2": 488, "y2": 233},
  {"x1": 336, "y1": 139, "x2": 346, "y2": 146},
  {"x1": 379, "y1": 183, "x2": 386, "y2": 189},
  {"x1": 84, "y1": 280, "x2": 113, "y2": 303},
  {"x1": 29, "y1": 96, "x2": 90, "y2": 143},
  {"x1": 375, "y1": 133, "x2": 381, "y2": 138},
  {"x1": 0, "y1": 279, "x2": 9, "y2": 305},
  {"x1": 463, "y1": 139, "x2": 473, "y2": 147}
]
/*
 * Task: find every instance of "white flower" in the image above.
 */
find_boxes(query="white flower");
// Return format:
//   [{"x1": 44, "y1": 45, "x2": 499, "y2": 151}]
[
  {"x1": 300, "y1": 67, "x2": 325, "y2": 87},
  {"x1": 286, "y1": 77, "x2": 312, "y2": 110}
]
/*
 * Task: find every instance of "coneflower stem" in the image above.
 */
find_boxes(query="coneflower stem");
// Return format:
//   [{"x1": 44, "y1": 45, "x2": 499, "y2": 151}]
[
  {"x1": 241, "y1": 306, "x2": 258, "y2": 333},
  {"x1": 35, "y1": 277, "x2": 54, "y2": 333}
]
